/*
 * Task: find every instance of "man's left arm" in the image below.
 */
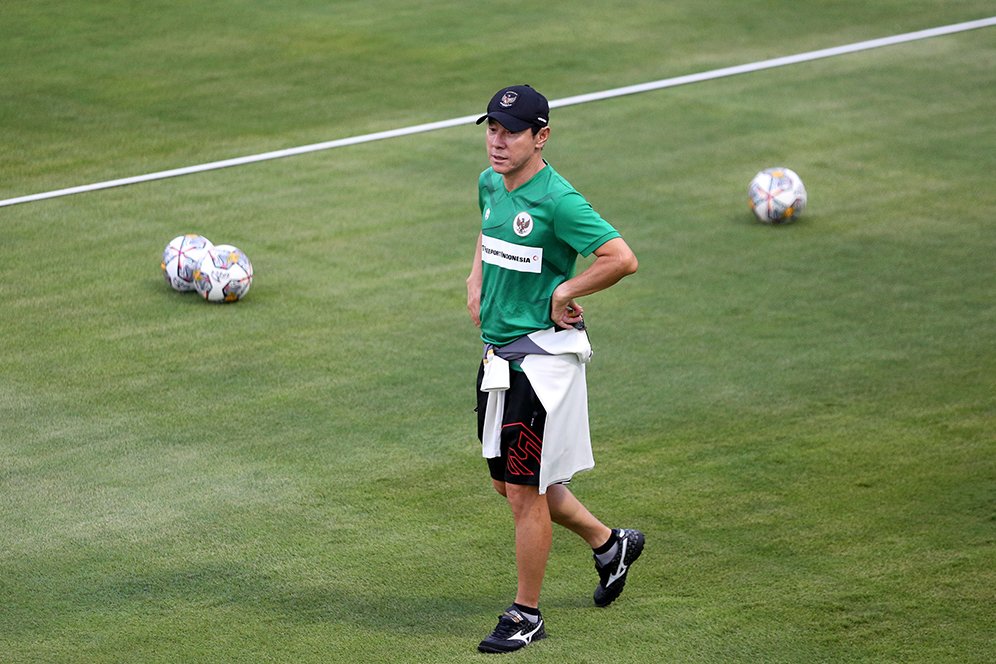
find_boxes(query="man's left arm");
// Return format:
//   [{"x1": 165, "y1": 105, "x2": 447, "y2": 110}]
[{"x1": 550, "y1": 237, "x2": 638, "y2": 330}]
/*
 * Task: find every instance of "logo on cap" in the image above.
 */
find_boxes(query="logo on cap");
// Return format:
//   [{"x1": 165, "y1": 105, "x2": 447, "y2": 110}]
[{"x1": 499, "y1": 91, "x2": 519, "y2": 108}]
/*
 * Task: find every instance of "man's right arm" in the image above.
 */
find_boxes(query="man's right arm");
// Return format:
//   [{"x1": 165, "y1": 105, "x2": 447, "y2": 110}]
[{"x1": 467, "y1": 232, "x2": 483, "y2": 327}]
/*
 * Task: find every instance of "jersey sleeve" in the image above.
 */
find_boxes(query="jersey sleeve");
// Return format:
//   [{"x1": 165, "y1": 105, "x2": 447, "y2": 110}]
[
  {"x1": 553, "y1": 191, "x2": 621, "y2": 256},
  {"x1": 478, "y1": 170, "x2": 489, "y2": 214}
]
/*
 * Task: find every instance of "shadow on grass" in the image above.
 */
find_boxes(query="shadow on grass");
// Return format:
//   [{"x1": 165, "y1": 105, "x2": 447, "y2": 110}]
[{"x1": 95, "y1": 562, "x2": 492, "y2": 633}]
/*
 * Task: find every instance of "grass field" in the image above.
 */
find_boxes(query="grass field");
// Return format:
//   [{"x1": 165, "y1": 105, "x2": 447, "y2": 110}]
[{"x1": 2, "y1": 2, "x2": 994, "y2": 662}]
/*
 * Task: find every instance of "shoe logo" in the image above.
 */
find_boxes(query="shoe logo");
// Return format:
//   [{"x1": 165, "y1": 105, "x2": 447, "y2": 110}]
[
  {"x1": 507, "y1": 620, "x2": 543, "y2": 644},
  {"x1": 606, "y1": 538, "x2": 629, "y2": 587}
]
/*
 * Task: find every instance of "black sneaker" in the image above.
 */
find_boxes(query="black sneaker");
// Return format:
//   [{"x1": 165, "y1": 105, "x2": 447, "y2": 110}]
[
  {"x1": 593, "y1": 528, "x2": 645, "y2": 607},
  {"x1": 477, "y1": 607, "x2": 546, "y2": 654}
]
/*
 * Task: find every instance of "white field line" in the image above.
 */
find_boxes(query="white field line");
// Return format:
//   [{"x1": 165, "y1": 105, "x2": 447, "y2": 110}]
[{"x1": 2, "y1": 16, "x2": 993, "y2": 209}]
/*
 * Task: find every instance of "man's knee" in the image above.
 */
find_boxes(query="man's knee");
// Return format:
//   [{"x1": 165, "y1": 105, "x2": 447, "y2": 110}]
[{"x1": 504, "y1": 482, "x2": 544, "y2": 516}]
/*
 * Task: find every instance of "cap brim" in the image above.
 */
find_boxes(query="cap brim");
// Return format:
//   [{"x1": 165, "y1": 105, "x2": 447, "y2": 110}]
[{"x1": 476, "y1": 112, "x2": 534, "y2": 133}]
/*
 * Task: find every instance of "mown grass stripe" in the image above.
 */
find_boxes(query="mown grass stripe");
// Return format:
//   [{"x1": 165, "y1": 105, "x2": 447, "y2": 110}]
[{"x1": 1, "y1": 15, "x2": 993, "y2": 210}]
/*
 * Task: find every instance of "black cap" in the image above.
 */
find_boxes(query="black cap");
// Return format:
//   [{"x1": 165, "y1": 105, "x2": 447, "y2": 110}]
[{"x1": 476, "y1": 85, "x2": 549, "y2": 133}]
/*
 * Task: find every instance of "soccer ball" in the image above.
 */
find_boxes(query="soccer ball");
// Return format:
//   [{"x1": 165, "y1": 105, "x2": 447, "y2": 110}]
[
  {"x1": 193, "y1": 244, "x2": 254, "y2": 303},
  {"x1": 748, "y1": 167, "x2": 807, "y2": 224},
  {"x1": 161, "y1": 234, "x2": 213, "y2": 292}
]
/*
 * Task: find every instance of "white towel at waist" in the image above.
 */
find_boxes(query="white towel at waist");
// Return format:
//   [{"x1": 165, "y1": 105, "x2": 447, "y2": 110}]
[
  {"x1": 480, "y1": 327, "x2": 594, "y2": 494},
  {"x1": 479, "y1": 347, "x2": 509, "y2": 459}
]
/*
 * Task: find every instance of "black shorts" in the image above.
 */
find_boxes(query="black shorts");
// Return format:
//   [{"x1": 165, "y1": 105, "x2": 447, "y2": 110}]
[{"x1": 476, "y1": 362, "x2": 548, "y2": 486}]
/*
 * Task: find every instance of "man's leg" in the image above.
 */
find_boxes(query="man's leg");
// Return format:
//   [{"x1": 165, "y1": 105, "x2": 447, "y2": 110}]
[
  {"x1": 545, "y1": 483, "x2": 612, "y2": 549},
  {"x1": 478, "y1": 481, "x2": 549, "y2": 654},
  {"x1": 504, "y1": 483, "x2": 551, "y2": 608},
  {"x1": 546, "y1": 483, "x2": 645, "y2": 608}
]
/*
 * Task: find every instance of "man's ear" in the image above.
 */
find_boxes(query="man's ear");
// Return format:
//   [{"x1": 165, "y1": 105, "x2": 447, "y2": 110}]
[{"x1": 535, "y1": 126, "x2": 551, "y2": 149}]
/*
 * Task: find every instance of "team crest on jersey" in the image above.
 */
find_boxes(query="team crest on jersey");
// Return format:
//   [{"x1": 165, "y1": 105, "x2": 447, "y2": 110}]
[
  {"x1": 484, "y1": 208, "x2": 491, "y2": 221},
  {"x1": 500, "y1": 91, "x2": 519, "y2": 107},
  {"x1": 513, "y1": 212, "x2": 533, "y2": 237}
]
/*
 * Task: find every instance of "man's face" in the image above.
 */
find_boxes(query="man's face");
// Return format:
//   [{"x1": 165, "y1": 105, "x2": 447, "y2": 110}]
[{"x1": 485, "y1": 120, "x2": 547, "y2": 176}]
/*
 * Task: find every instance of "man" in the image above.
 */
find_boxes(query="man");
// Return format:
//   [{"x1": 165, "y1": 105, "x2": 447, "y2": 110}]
[{"x1": 466, "y1": 84, "x2": 643, "y2": 654}]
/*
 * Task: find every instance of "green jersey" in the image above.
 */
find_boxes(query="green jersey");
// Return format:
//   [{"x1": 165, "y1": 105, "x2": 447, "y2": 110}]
[{"x1": 478, "y1": 162, "x2": 620, "y2": 346}]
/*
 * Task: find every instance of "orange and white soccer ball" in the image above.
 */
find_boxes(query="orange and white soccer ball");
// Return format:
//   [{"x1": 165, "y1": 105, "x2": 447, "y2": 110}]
[
  {"x1": 193, "y1": 244, "x2": 253, "y2": 303},
  {"x1": 748, "y1": 167, "x2": 807, "y2": 224},
  {"x1": 161, "y1": 234, "x2": 214, "y2": 292}
]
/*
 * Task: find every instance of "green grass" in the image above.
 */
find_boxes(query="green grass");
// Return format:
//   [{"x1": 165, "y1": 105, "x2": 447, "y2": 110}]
[{"x1": 2, "y1": 2, "x2": 994, "y2": 662}]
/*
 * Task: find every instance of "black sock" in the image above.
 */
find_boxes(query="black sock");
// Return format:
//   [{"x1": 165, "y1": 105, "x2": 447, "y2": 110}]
[
  {"x1": 593, "y1": 529, "x2": 620, "y2": 566},
  {"x1": 512, "y1": 602, "x2": 540, "y2": 623},
  {"x1": 593, "y1": 529, "x2": 619, "y2": 555}
]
